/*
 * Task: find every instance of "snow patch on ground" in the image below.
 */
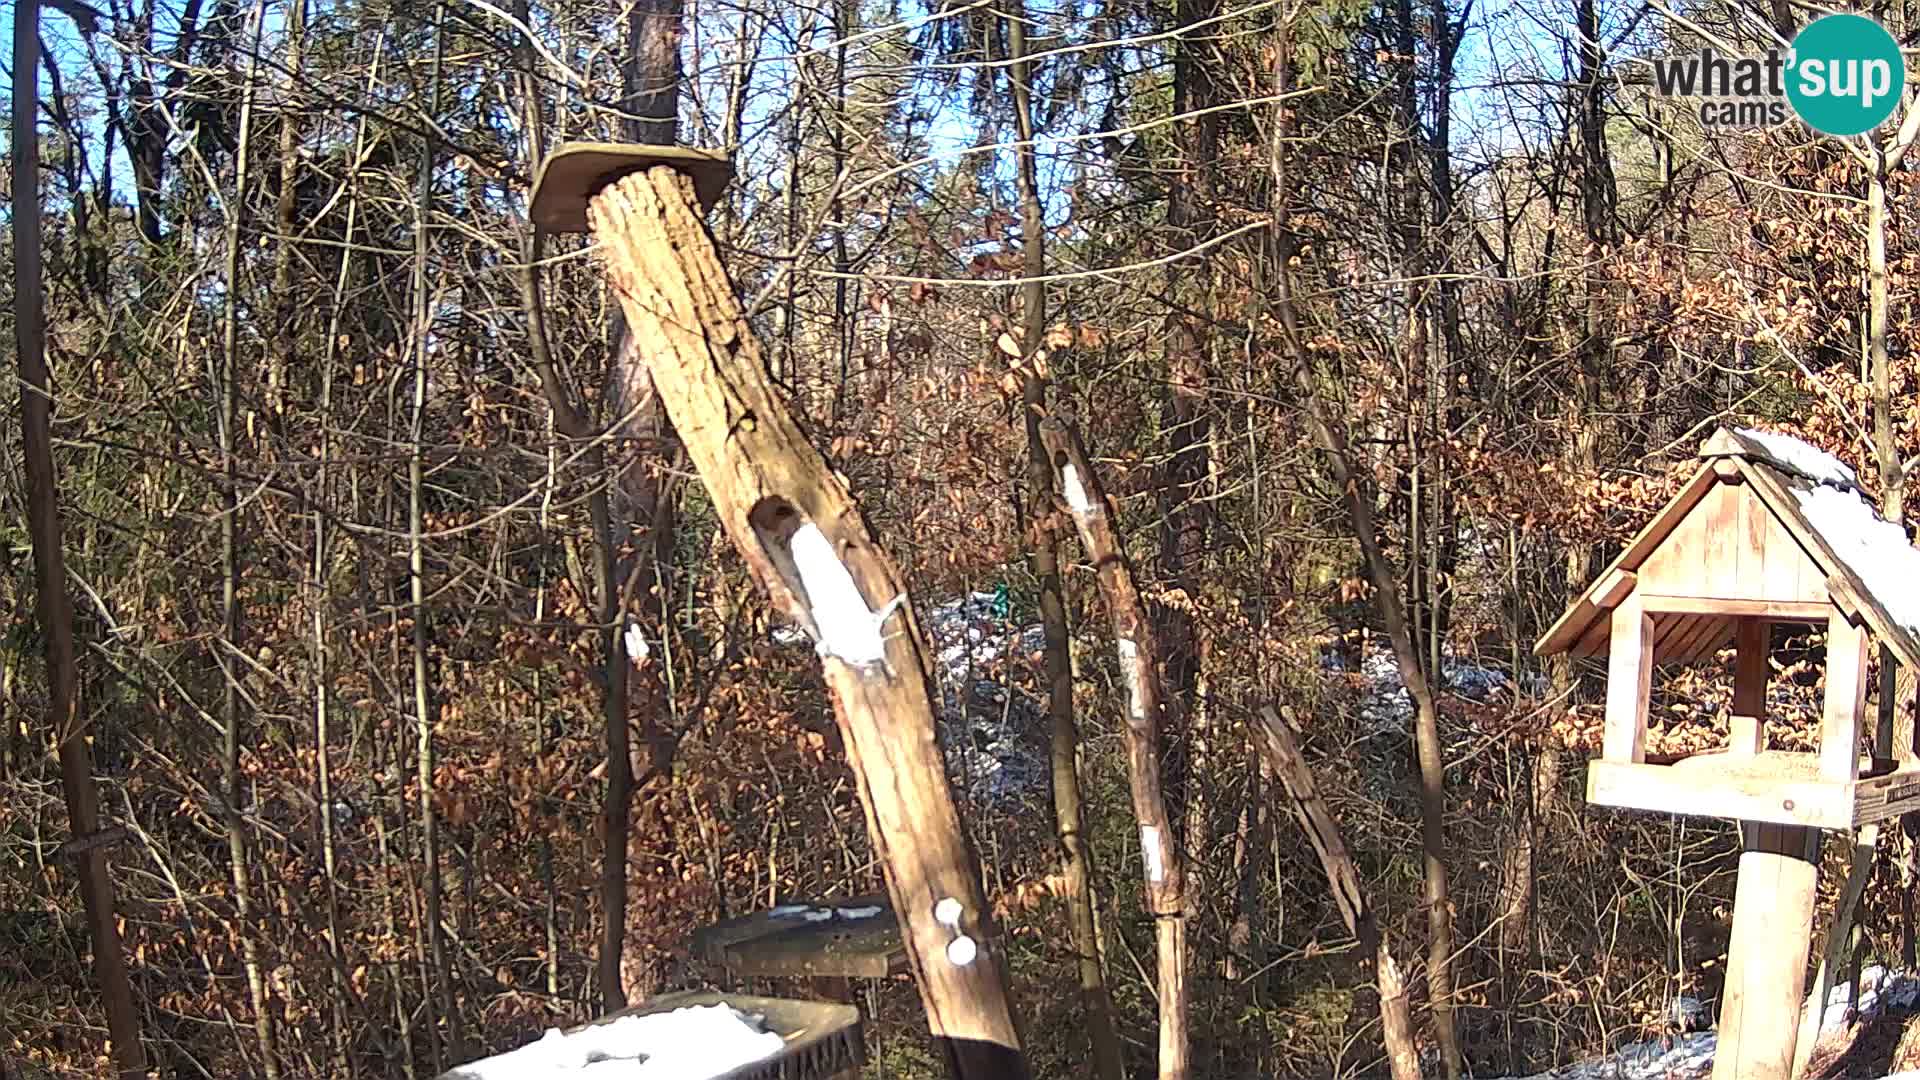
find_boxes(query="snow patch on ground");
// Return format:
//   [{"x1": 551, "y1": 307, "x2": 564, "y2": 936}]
[
  {"x1": 1490, "y1": 968, "x2": 1920, "y2": 1080},
  {"x1": 1339, "y1": 650, "x2": 1541, "y2": 736},
  {"x1": 923, "y1": 592, "x2": 1049, "y2": 803},
  {"x1": 1735, "y1": 428, "x2": 1860, "y2": 490},
  {"x1": 443, "y1": 1003, "x2": 785, "y2": 1078},
  {"x1": 772, "y1": 591, "x2": 1048, "y2": 803}
]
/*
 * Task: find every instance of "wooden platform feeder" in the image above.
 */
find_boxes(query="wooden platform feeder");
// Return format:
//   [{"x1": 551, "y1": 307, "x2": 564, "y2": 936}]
[
  {"x1": 1536, "y1": 427, "x2": 1920, "y2": 1080},
  {"x1": 691, "y1": 898, "x2": 907, "y2": 1004},
  {"x1": 440, "y1": 991, "x2": 864, "y2": 1080}
]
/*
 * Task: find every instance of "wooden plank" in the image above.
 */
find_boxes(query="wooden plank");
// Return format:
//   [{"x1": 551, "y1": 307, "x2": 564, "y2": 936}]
[
  {"x1": 1648, "y1": 611, "x2": 1696, "y2": 662},
  {"x1": 1593, "y1": 569, "x2": 1637, "y2": 610},
  {"x1": 1676, "y1": 621, "x2": 1736, "y2": 667},
  {"x1": 1535, "y1": 464, "x2": 1719, "y2": 657},
  {"x1": 1639, "y1": 595, "x2": 1831, "y2": 621},
  {"x1": 1604, "y1": 594, "x2": 1653, "y2": 763},
  {"x1": 1712, "y1": 822, "x2": 1820, "y2": 1080},
  {"x1": 583, "y1": 163, "x2": 1027, "y2": 1075},
  {"x1": 1823, "y1": 609, "x2": 1869, "y2": 784},
  {"x1": 1851, "y1": 761, "x2": 1920, "y2": 824},
  {"x1": 1585, "y1": 757, "x2": 1858, "y2": 829},
  {"x1": 1702, "y1": 483, "x2": 1742, "y2": 597},
  {"x1": 1742, "y1": 486, "x2": 1825, "y2": 603},
  {"x1": 1731, "y1": 618, "x2": 1769, "y2": 757},
  {"x1": 1665, "y1": 615, "x2": 1729, "y2": 666},
  {"x1": 1573, "y1": 615, "x2": 1611, "y2": 658}
]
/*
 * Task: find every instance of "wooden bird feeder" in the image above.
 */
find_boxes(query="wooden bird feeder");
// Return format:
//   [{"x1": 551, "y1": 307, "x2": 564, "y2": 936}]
[
  {"x1": 1537, "y1": 426, "x2": 1920, "y2": 1080},
  {"x1": 527, "y1": 145, "x2": 1028, "y2": 1080}
]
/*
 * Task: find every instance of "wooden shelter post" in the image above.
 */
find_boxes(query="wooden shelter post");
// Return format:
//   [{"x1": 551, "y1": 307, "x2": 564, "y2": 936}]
[
  {"x1": 534, "y1": 154, "x2": 1028, "y2": 1079},
  {"x1": 1822, "y1": 609, "x2": 1869, "y2": 783},
  {"x1": 1731, "y1": 617, "x2": 1767, "y2": 756},
  {"x1": 1714, "y1": 822, "x2": 1820, "y2": 1080}
]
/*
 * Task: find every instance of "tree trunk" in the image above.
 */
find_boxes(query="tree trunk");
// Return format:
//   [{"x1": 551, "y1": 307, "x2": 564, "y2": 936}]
[
  {"x1": 13, "y1": 11, "x2": 146, "y2": 1073},
  {"x1": 1162, "y1": 0, "x2": 1219, "y2": 912},
  {"x1": 1040, "y1": 418, "x2": 1191, "y2": 1080},
  {"x1": 409, "y1": 6, "x2": 459, "y2": 1062},
  {"x1": 1270, "y1": 21, "x2": 1458, "y2": 1073},
  {"x1": 1002, "y1": 4, "x2": 1124, "y2": 1076},
  {"x1": 219, "y1": 9, "x2": 280, "y2": 1072},
  {"x1": 602, "y1": 0, "x2": 686, "y2": 1008}
]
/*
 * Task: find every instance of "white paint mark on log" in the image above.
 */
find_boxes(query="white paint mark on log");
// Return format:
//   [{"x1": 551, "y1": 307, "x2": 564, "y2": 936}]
[
  {"x1": 1117, "y1": 638, "x2": 1148, "y2": 720},
  {"x1": 1061, "y1": 464, "x2": 1091, "y2": 514},
  {"x1": 1141, "y1": 825, "x2": 1165, "y2": 883},
  {"x1": 788, "y1": 522, "x2": 902, "y2": 667}
]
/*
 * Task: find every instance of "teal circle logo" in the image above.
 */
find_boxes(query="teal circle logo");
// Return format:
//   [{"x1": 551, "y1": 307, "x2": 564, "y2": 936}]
[{"x1": 1786, "y1": 14, "x2": 1905, "y2": 136}]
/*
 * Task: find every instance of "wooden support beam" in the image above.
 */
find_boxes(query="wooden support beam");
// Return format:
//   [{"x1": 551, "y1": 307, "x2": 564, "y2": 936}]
[
  {"x1": 1593, "y1": 569, "x2": 1636, "y2": 610},
  {"x1": 1713, "y1": 822, "x2": 1820, "y2": 1080},
  {"x1": 578, "y1": 163, "x2": 1027, "y2": 1079},
  {"x1": 1640, "y1": 596, "x2": 1831, "y2": 622},
  {"x1": 1732, "y1": 618, "x2": 1769, "y2": 757},
  {"x1": 1824, "y1": 609, "x2": 1869, "y2": 784},
  {"x1": 1604, "y1": 594, "x2": 1653, "y2": 764},
  {"x1": 1039, "y1": 418, "x2": 1189, "y2": 1080}
]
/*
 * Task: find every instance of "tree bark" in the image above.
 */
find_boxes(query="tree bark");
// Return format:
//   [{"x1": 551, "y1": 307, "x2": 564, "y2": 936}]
[
  {"x1": 602, "y1": 0, "x2": 685, "y2": 1008},
  {"x1": 13, "y1": 10, "x2": 146, "y2": 1073},
  {"x1": 585, "y1": 164, "x2": 1030, "y2": 1079},
  {"x1": 1039, "y1": 418, "x2": 1191, "y2": 1080}
]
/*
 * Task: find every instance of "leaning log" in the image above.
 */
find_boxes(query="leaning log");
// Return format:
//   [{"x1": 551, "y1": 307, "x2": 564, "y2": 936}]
[
  {"x1": 1254, "y1": 706, "x2": 1419, "y2": 1080},
  {"x1": 563, "y1": 158, "x2": 1028, "y2": 1080}
]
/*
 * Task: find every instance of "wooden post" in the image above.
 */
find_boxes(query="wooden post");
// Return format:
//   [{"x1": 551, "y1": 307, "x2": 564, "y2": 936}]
[
  {"x1": 1714, "y1": 822, "x2": 1819, "y2": 1080},
  {"x1": 1038, "y1": 417, "x2": 1190, "y2": 1080},
  {"x1": 1604, "y1": 593, "x2": 1652, "y2": 763},
  {"x1": 1731, "y1": 617, "x2": 1768, "y2": 757},
  {"x1": 1822, "y1": 608, "x2": 1868, "y2": 783},
  {"x1": 575, "y1": 162, "x2": 1028, "y2": 1079}
]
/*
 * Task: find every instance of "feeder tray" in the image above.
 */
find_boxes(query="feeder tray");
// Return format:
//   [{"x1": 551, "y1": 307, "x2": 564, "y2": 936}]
[
  {"x1": 528, "y1": 143, "x2": 733, "y2": 233},
  {"x1": 692, "y1": 898, "x2": 907, "y2": 979},
  {"x1": 439, "y1": 991, "x2": 862, "y2": 1080}
]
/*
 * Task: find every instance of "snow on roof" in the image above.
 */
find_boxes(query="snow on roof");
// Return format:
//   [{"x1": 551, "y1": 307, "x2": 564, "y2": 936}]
[
  {"x1": 1793, "y1": 483, "x2": 1920, "y2": 639},
  {"x1": 443, "y1": 1004, "x2": 786, "y2": 1079},
  {"x1": 1733, "y1": 428, "x2": 1860, "y2": 490}
]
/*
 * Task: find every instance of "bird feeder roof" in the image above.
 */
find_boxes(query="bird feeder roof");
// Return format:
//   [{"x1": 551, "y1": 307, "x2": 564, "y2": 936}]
[{"x1": 1534, "y1": 427, "x2": 1920, "y2": 671}]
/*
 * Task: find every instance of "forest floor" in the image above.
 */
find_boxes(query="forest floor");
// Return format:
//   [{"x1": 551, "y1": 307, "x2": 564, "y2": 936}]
[{"x1": 1494, "y1": 968, "x2": 1920, "y2": 1079}]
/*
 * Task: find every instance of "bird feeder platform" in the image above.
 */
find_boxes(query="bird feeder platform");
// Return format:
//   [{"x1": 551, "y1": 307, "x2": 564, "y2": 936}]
[
  {"x1": 691, "y1": 898, "x2": 908, "y2": 980},
  {"x1": 1586, "y1": 748, "x2": 1920, "y2": 830},
  {"x1": 1537, "y1": 426, "x2": 1920, "y2": 1080},
  {"x1": 527, "y1": 143, "x2": 733, "y2": 232}
]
